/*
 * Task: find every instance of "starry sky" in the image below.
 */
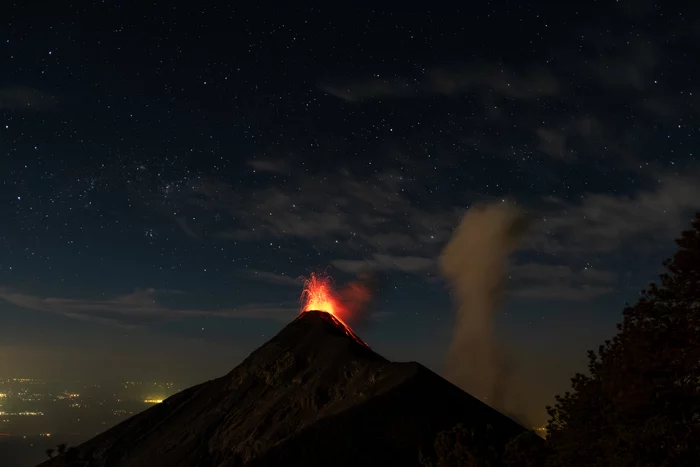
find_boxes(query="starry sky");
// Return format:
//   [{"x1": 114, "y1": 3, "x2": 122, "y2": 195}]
[{"x1": 2, "y1": 2, "x2": 699, "y2": 425}]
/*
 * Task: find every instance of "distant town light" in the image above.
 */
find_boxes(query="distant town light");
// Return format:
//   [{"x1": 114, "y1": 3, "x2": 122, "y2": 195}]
[{"x1": 143, "y1": 399, "x2": 163, "y2": 404}]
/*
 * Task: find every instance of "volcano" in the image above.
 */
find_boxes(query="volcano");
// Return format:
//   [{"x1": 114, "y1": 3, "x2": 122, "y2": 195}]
[{"x1": 40, "y1": 311, "x2": 530, "y2": 467}]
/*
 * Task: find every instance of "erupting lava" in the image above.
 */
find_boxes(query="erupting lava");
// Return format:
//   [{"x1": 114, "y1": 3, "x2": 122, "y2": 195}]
[{"x1": 299, "y1": 273, "x2": 369, "y2": 348}]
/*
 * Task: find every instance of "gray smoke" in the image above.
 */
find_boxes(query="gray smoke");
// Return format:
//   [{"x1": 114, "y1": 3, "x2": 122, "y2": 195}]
[{"x1": 439, "y1": 202, "x2": 529, "y2": 415}]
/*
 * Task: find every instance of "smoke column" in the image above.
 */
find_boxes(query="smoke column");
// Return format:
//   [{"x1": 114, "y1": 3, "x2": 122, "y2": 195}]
[{"x1": 439, "y1": 202, "x2": 528, "y2": 414}]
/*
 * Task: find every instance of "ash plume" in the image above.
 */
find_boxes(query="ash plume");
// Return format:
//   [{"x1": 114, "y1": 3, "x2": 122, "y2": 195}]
[
  {"x1": 337, "y1": 271, "x2": 384, "y2": 327},
  {"x1": 439, "y1": 202, "x2": 529, "y2": 417}
]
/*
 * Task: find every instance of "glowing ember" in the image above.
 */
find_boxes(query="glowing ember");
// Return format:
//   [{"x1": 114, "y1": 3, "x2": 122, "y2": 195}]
[{"x1": 299, "y1": 273, "x2": 369, "y2": 348}]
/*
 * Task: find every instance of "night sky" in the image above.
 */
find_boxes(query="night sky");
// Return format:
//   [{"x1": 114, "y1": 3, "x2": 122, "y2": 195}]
[{"x1": 2, "y1": 2, "x2": 699, "y2": 425}]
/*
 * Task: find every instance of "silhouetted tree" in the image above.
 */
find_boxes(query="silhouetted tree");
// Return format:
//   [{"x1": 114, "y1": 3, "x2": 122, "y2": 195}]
[
  {"x1": 545, "y1": 213, "x2": 700, "y2": 466},
  {"x1": 419, "y1": 423, "x2": 499, "y2": 467},
  {"x1": 46, "y1": 447, "x2": 55, "y2": 459},
  {"x1": 503, "y1": 431, "x2": 549, "y2": 467}
]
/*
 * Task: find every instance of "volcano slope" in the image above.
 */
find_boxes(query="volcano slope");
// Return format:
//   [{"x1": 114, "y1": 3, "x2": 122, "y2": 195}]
[{"x1": 39, "y1": 310, "x2": 530, "y2": 467}]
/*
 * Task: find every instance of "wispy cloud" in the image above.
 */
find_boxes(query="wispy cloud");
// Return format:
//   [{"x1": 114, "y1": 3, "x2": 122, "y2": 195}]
[
  {"x1": 428, "y1": 64, "x2": 561, "y2": 100},
  {"x1": 169, "y1": 166, "x2": 700, "y2": 287},
  {"x1": 244, "y1": 270, "x2": 302, "y2": 286},
  {"x1": 175, "y1": 217, "x2": 201, "y2": 239},
  {"x1": 247, "y1": 159, "x2": 289, "y2": 173},
  {"x1": 320, "y1": 64, "x2": 562, "y2": 102},
  {"x1": 508, "y1": 263, "x2": 617, "y2": 301},
  {"x1": 536, "y1": 128, "x2": 569, "y2": 160},
  {"x1": 587, "y1": 37, "x2": 658, "y2": 91},
  {"x1": 0, "y1": 288, "x2": 298, "y2": 326},
  {"x1": 189, "y1": 171, "x2": 460, "y2": 254},
  {"x1": 526, "y1": 176, "x2": 700, "y2": 254},
  {"x1": 319, "y1": 79, "x2": 415, "y2": 102},
  {"x1": 332, "y1": 254, "x2": 434, "y2": 274},
  {"x1": 510, "y1": 284, "x2": 614, "y2": 301},
  {"x1": 0, "y1": 86, "x2": 56, "y2": 110}
]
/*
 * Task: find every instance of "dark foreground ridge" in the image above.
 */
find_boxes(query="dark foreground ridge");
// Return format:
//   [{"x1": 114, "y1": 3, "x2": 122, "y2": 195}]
[{"x1": 39, "y1": 311, "x2": 530, "y2": 467}]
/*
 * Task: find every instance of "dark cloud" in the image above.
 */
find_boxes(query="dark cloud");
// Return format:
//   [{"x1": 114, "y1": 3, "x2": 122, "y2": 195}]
[
  {"x1": 510, "y1": 284, "x2": 613, "y2": 301},
  {"x1": 332, "y1": 254, "x2": 434, "y2": 274},
  {"x1": 247, "y1": 159, "x2": 289, "y2": 173},
  {"x1": 186, "y1": 170, "x2": 459, "y2": 259},
  {"x1": 321, "y1": 64, "x2": 563, "y2": 102},
  {"x1": 588, "y1": 37, "x2": 659, "y2": 91},
  {"x1": 319, "y1": 78, "x2": 416, "y2": 102},
  {"x1": 428, "y1": 64, "x2": 562, "y2": 100},
  {"x1": 0, "y1": 287, "x2": 297, "y2": 327},
  {"x1": 161, "y1": 166, "x2": 700, "y2": 291},
  {"x1": 536, "y1": 128, "x2": 569, "y2": 160},
  {"x1": 526, "y1": 176, "x2": 700, "y2": 255},
  {"x1": 0, "y1": 86, "x2": 56, "y2": 110},
  {"x1": 508, "y1": 263, "x2": 616, "y2": 301},
  {"x1": 636, "y1": 95, "x2": 680, "y2": 118},
  {"x1": 176, "y1": 217, "x2": 201, "y2": 239},
  {"x1": 244, "y1": 270, "x2": 303, "y2": 286}
]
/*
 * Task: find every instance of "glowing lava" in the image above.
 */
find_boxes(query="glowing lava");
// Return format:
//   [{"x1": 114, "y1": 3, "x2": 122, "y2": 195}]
[{"x1": 299, "y1": 272, "x2": 369, "y2": 348}]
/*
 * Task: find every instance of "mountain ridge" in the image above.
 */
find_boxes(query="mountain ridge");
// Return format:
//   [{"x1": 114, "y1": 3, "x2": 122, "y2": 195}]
[{"x1": 40, "y1": 311, "x2": 530, "y2": 467}]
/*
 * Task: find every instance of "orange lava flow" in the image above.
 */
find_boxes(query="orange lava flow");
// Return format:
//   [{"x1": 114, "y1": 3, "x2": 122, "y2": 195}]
[{"x1": 299, "y1": 273, "x2": 368, "y2": 347}]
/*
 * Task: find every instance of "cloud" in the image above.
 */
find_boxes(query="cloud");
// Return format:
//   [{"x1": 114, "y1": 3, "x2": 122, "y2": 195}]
[
  {"x1": 526, "y1": 176, "x2": 700, "y2": 254},
  {"x1": 332, "y1": 254, "x2": 434, "y2": 274},
  {"x1": 581, "y1": 268, "x2": 618, "y2": 283},
  {"x1": 0, "y1": 86, "x2": 56, "y2": 110},
  {"x1": 173, "y1": 167, "x2": 700, "y2": 289},
  {"x1": 366, "y1": 310, "x2": 395, "y2": 322},
  {"x1": 247, "y1": 159, "x2": 289, "y2": 173},
  {"x1": 244, "y1": 270, "x2": 302, "y2": 286},
  {"x1": 508, "y1": 263, "x2": 617, "y2": 301},
  {"x1": 510, "y1": 284, "x2": 614, "y2": 301},
  {"x1": 321, "y1": 64, "x2": 562, "y2": 102},
  {"x1": 189, "y1": 171, "x2": 459, "y2": 254},
  {"x1": 176, "y1": 217, "x2": 201, "y2": 239},
  {"x1": 428, "y1": 64, "x2": 561, "y2": 100},
  {"x1": 588, "y1": 38, "x2": 659, "y2": 91},
  {"x1": 536, "y1": 128, "x2": 569, "y2": 159},
  {"x1": 529, "y1": 114, "x2": 642, "y2": 168},
  {"x1": 636, "y1": 95, "x2": 684, "y2": 118},
  {"x1": 319, "y1": 79, "x2": 415, "y2": 102},
  {"x1": 0, "y1": 288, "x2": 297, "y2": 327}
]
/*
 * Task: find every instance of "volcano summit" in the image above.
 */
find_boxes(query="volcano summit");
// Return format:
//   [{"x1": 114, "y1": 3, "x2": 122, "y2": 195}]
[{"x1": 40, "y1": 310, "x2": 530, "y2": 467}]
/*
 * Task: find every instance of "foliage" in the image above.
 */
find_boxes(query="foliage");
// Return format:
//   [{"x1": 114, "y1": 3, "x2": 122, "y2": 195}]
[
  {"x1": 419, "y1": 423, "x2": 500, "y2": 467},
  {"x1": 544, "y1": 213, "x2": 700, "y2": 466},
  {"x1": 502, "y1": 431, "x2": 549, "y2": 467}
]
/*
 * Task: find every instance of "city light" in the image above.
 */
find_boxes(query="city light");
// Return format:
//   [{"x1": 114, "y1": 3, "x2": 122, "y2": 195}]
[
  {"x1": 0, "y1": 393, "x2": 6, "y2": 398},
  {"x1": 143, "y1": 399, "x2": 163, "y2": 404}
]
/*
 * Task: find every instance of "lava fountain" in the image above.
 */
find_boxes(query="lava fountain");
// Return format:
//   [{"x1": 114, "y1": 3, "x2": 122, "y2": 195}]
[{"x1": 299, "y1": 272, "x2": 369, "y2": 348}]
